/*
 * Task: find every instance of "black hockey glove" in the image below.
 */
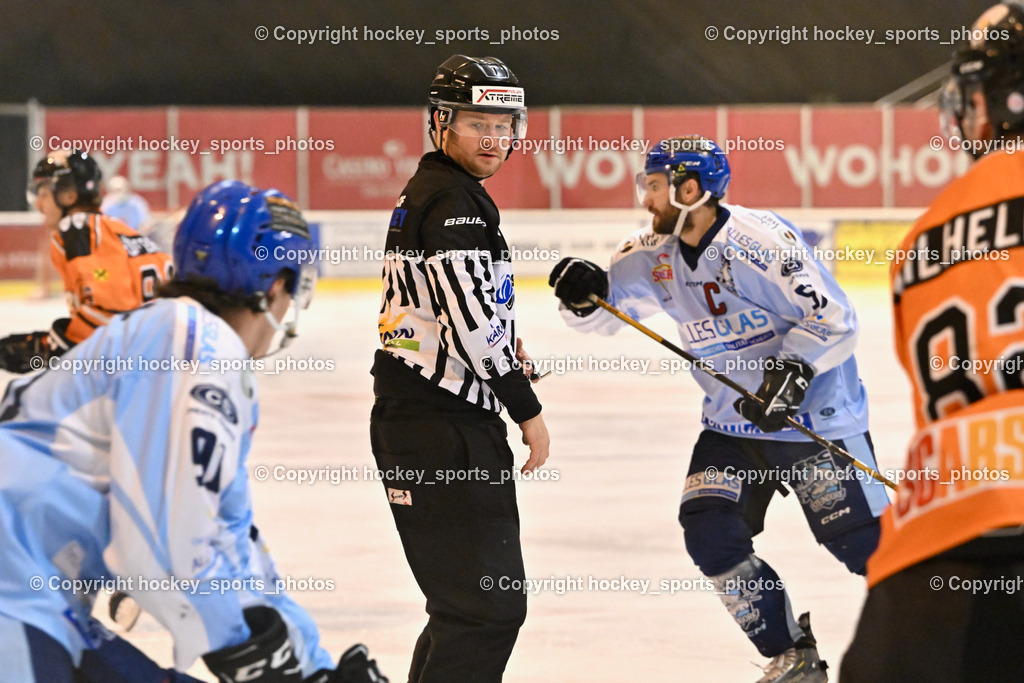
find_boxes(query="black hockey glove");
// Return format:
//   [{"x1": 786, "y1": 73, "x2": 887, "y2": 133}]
[
  {"x1": 734, "y1": 357, "x2": 815, "y2": 432},
  {"x1": 548, "y1": 257, "x2": 608, "y2": 317},
  {"x1": 304, "y1": 644, "x2": 389, "y2": 683},
  {"x1": 0, "y1": 318, "x2": 74, "y2": 374},
  {"x1": 203, "y1": 606, "x2": 304, "y2": 682},
  {"x1": 0, "y1": 331, "x2": 52, "y2": 373}
]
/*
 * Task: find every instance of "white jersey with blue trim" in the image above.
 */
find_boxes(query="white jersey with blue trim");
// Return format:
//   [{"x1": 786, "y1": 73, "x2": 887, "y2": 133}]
[
  {"x1": 0, "y1": 297, "x2": 333, "y2": 673},
  {"x1": 564, "y1": 203, "x2": 868, "y2": 441}
]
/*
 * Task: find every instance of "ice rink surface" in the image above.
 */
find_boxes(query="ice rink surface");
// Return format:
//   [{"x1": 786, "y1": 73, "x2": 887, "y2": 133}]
[{"x1": 0, "y1": 279, "x2": 914, "y2": 682}]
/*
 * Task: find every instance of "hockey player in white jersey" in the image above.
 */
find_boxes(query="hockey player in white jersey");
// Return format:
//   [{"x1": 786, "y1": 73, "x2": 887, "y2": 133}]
[
  {"x1": 549, "y1": 137, "x2": 889, "y2": 682},
  {"x1": 0, "y1": 180, "x2": 386, "y2": 683}
]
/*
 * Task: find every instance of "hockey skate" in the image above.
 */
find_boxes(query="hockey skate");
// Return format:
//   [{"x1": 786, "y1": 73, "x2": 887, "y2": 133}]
[{"x1": 755, "y1": 612, "x2": 828, "y2": 682}]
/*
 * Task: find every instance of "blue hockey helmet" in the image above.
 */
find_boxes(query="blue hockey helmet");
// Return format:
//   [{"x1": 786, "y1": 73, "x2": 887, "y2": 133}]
[
  {"x1": 173, "y1": 180, "x2": 317, "y2": 311},
  {"x1": 639, "y1": 136, "x2": 731, "y2": 200}
]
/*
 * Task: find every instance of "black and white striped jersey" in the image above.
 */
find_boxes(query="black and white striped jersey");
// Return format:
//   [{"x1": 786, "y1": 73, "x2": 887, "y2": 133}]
[{"x1": 371, "y1": 151, "x2": 541, "y2": 423}]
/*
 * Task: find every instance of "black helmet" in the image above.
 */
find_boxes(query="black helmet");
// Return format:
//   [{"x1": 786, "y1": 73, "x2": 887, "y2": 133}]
[
  {"x1": 428, "y1": 54, "x2": 527, "y2": 154},
  {"x1": 28, "y1": 150, "x2": 102, "y2": 212},
  {"x1": 31, "y1": 152, "x2": 69, "y2": 181},
  {"x1": 942, "y1": 2, "x2": 1024, "y2": 154}
]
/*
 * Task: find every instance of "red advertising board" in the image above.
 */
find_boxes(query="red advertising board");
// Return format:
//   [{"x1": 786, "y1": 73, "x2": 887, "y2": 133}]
[
  {"x1": 41, "y1": 104, "x2": 965, "y2": 211},
  {"x1": 176, "y1": 107, "x2": 298, "y2": 205},
  {"x1": 808, "y1": 107, "x2": 884, "y2": 207},
  {"x1": 554, "y1": 108, "x2": 637, "y2": 209},
  {"x1": 44, "y1": 108, "x2": 168, "y2": 209},
  {"x1": 891, "y1": 107, "x2": 971, "y2": 206},
  {"x1": 308, "y1": 108, "x2": 426, "y2": 210},
  {"x1": 485, "y1": 109, "x2": 552, "y2": 209},
  {"x1": 0, "y1": 225, "x2": 44, "y2": 280},
  {"x1": 725, "y1": 107, "x2": 803, "y2": 207}
]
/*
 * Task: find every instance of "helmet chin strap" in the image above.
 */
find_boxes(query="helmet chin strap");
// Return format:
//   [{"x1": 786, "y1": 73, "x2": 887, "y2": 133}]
[
  {"x1": 669, "y1": 189, "x2": 712, "y2": 238},
  {"x1": 260, "y1": 303, "x2": 300, "y2": 358}
]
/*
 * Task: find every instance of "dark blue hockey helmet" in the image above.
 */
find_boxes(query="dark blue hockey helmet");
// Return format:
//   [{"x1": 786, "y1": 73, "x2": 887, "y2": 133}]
[
  {"x1": 640, "y1": 136, "x2": 731, "y2": 200},
  {"x1": 173, "y1": 180, "x2": 317, "y2": 310}
]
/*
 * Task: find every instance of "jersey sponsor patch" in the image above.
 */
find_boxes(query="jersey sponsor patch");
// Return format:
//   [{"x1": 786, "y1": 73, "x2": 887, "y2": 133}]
[
  {"x1": 681, "y1": 470, "x2": 742, "y2": 504},
  {"x1": 118, "y1": 233, "x2": 162, "y2": 257},
  {"x1": 380, "y1": 310, "x2": 417, "y2": 349},
  {"x1": 190, "y1": 384, "x2": 238, "y2": 424},
  {"x1": 681, "y1": 308, "x2": 775, "y2": 356},
  {"x1": 496, "y1": 273, "x2": 515, "y2": 309},
  {"x1": 486, "y1": 322, "x2": 507, "y2": 348}
]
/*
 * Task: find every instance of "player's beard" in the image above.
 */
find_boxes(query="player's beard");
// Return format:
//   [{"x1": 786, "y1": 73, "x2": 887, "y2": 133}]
[{"x1": 651, "y1": 205, "x2": 692, "y2": 235}]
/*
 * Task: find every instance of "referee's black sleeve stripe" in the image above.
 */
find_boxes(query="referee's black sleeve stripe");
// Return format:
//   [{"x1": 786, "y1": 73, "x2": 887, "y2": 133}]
[
  {"x1": 420, "y1": 261, "x2": 442, "y2": 318},
  {"x1": 422, "y1": 263, "x2": 442, "y2": 320},
  {"x1": 419, "y1": 269, "x2": 450, "y2": 381},
  {"x1": 457, "y1": 372, "x2": 473, "y2": 400},
  {"x1": 402, "y1": 259, "x2": 420, "y2": 308},
  {"x1": 499, "y1": 344, "x2": 516, "y2": 379},
  {"x1": 465, "y1": 257, "x2": 496, "y2": 320},
  {"x1": 428, "y1": 267, "x2": 477, "y2": 373},
  {"x1": 383, "y1": 263, "x2": 397, "y2": 311},
  {"x1": 440, "y1": 258, "x2": 479, "y2": 333},
  {"x1": 393, "y1": 262, "x2": 410, "y2": 308}
]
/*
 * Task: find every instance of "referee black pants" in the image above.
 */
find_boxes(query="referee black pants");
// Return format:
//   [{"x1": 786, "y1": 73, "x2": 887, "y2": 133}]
[{"x1": 370, "y1": 398, "x2": 527, "y2": 683}]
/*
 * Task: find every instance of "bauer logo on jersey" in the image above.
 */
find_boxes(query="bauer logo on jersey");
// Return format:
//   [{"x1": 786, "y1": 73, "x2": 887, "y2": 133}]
[
  {"x1": 792, "y1": 452, "x2": 848, "y2": 513},
  {"x1": 471, "y1": 86, "x2": 525, "y2": 107},
  {"x1": 443, "y1": 216, "x2": 486, "y2": 227},
  {"x1": 190, "y1": 384, "x2": 238, "y2": 425}
]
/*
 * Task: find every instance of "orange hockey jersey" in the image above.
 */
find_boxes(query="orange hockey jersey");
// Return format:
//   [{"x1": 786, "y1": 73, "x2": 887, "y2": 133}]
[
  {"x1": 868, "y1": 149, "x2": 1024, "y2": 586},
  {"x1": 50, "y1": 211, "x2": 173, "y2": 344}
]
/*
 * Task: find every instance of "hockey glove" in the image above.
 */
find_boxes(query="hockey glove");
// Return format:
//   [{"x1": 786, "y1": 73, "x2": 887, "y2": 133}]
[
  {"x1": 548, "y1": 257, "x2": 608, "y2": 317},
  {"x1": 734, "y1": 357, "x2": 814, "y2": 432},
  {"x1": 203, "y1": 606, "x2": 304, "y2": 682},
  {"x1": 0, "y1": 318, "x2": 74, "y2": 374},
  {"x1": 0, "y1": 331, "x2": 51, "y2": 373},
  {"x1": 304, "y1": 644, "x2": 389, "y2": 683}
]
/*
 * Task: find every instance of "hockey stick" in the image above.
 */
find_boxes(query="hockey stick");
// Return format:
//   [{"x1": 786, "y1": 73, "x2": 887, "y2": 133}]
[{"x1": 588, "y1": 295, "x2": 898, "y2": 491}]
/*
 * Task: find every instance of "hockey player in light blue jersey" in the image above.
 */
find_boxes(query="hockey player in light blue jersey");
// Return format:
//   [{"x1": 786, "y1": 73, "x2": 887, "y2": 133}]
[
  {"x1": 0, "y1": 181, "x2": 386, "y2": 683},
  {"x1": 549, "y1": 137, "x2": 889, "y2": 682}
]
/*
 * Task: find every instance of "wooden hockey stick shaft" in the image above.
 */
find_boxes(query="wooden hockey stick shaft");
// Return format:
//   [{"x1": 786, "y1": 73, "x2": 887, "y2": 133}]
[{"x1": 588, "y1": 295, "x2": 898, "y2": 491}]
